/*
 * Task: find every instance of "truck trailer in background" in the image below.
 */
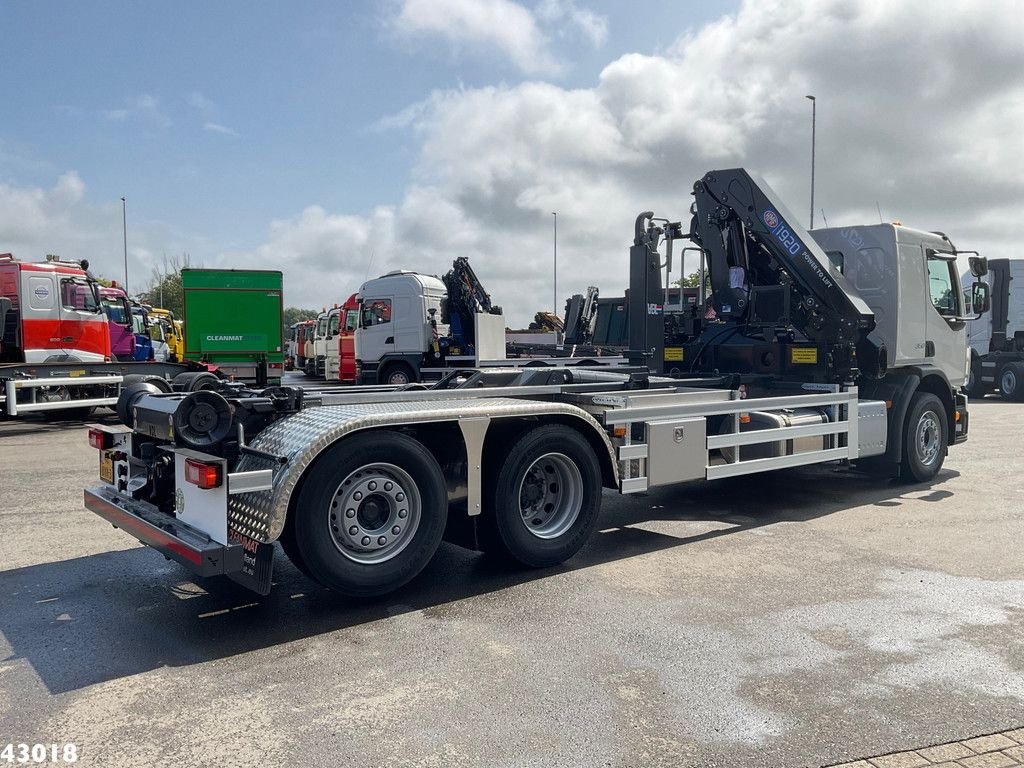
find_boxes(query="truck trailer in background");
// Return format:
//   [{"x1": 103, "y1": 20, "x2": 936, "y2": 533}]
[{"x1": 181, "y1": 268, "x2": 285, "y2": 386}]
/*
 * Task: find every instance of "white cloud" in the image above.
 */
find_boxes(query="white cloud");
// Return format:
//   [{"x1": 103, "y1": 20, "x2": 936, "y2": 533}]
[
  {"x1": 391, "y1": 0, "x2": 562, "y2": 75},
  {"x1": 536, "y1": 0, "x2": 607, "y2": 46},
  {"x1": 4, "y1": 0, "x2": 1022, "y2": 327},
  {"x1": 188, "y1": 91, "x2": 216, "y2": 112},
  {"x1": 102, "y1": 94, "x2": 170, "y2": 127},
  {"x1": 203, "y1": 122, "x2": 239, "y2": 137}
]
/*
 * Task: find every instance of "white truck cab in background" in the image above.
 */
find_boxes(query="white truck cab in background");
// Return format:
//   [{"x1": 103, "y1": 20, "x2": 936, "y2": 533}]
[{"x1": 354, "y1": 271, "x2": 450, "y2": 386}]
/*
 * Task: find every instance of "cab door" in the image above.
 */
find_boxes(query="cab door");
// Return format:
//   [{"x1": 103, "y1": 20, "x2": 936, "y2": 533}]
[
  {"x1": 57, "y1": 276, "x2": 106, "y2": 362},
  {"x1": 21, "y1": 272, "x2": 62, "y2": 362},
  {"x1": 924, "y1": 250, "x2": 967, "y2": 386},
  {"x1": 357, "y1": 297, "x2": 395, "y2": 362}
]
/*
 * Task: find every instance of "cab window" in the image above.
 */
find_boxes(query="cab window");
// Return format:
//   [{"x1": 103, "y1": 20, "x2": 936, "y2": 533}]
[
  {"x1": 131, "y1": 312, "x2": 147, "y2": 334},
  {"x1": 344, "y1": 310, "x2": 359, "y2": 332},
  {"x1": 361, "y1": 299, "x2": 392, "y2": 327},
  {"x1": 61, "y1": 278, "x2": 99, "y2": 312},
  {"x1": 327, "y1": 313, "x2": 340, "y2": 336},
  {"x1": 927, "y1": 256, "x2": 958, "y2": 316}
]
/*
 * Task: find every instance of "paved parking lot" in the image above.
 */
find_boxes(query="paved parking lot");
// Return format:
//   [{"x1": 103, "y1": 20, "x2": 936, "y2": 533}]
[{"x1": 1, "y1": 397, "x2": 1022, "y2": 767}]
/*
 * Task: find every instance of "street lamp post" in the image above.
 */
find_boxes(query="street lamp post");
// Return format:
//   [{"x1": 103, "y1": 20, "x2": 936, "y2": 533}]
[
  {"x1": 551, "y1": 211, "x2": 557, "y2": 316},
  {"x1": 121, "y1": 196, "x2": 129, "y2": 294},
  {"x1": 805, "y1": 95, "x2": 816, "y2": 229}
]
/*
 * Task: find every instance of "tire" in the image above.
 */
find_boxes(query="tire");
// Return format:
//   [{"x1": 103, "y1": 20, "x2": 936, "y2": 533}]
[
  {"x1": 382, "y1": 363, "x2": 415, "y2": 386},
  {"x1": 277, "y1": 518, "x2": 315, "y2": 579},
  {"x1": 483, "y1": 424, "x2": 602, "y2": 568},
  {"x1": 291, "y1": 431, "x2": 447, "y2": 597},
  {"x1": 899, "y1": 392, "x2": 948, "y2": 483},
  {"x1": 999, "y1": 362, "x2": 1024, "y2": 402},
  {"x1": 172, "y1": 371, "x2": 220, "y2": 392}
]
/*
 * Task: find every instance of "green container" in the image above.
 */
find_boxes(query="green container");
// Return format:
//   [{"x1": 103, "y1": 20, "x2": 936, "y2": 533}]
[{"x1": 181, "y1": 269, "x2": 284, "y2": 384}]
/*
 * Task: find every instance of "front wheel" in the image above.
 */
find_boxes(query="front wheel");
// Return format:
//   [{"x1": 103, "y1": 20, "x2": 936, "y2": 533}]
[
  {"x1": 484, "y1": 425, "x2": 602, "y2": 567},
  {"x1": 382, "y1": 363, "x2": 415, "y2": 386},
  {"x1": 899, "y1": 392, "x2": 948, "y2": 483},
  {"x1": 291, "y1": 431, "x2": 447, "y2": 597}
]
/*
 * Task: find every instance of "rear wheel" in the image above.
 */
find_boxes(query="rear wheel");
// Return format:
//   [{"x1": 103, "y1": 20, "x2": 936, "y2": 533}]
[
  {"x1": 484, "y1": 425, "x2": 602, "y2": 567},
  {"x1": 291, "y1": 432, "x2": 447, "y2": 597},
  {"x1": 999, "y1": 362, "x2": 1024, "y2": 401},
  {"x1": 899, "y1": 392, "x2": 947, "y2": 483}
]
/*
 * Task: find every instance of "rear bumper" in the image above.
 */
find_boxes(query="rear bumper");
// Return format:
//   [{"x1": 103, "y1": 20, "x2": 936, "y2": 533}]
[{"x1": 84, "y1": 487, "x2": 244, "y2": 577}]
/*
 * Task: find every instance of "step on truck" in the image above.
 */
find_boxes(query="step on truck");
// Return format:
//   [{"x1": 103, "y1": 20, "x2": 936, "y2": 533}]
[
  {"x1": 0, "y1": 253, "x2": 212, "y2": 417},
  {"x1": 181, "y1": 268, "x2": 285, "y2": 386},
  {"x1": 83, "y1": 168, "x2": 988, "y2": 598}
]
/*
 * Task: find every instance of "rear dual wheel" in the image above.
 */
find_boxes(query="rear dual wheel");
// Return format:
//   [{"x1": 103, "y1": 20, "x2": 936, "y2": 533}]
[
  {"x1": 483, "y1": 425, "x2": 602, "y2": 568},
  {"x1": 289, "y1": 432, "x2": 447, "y2": 597}
]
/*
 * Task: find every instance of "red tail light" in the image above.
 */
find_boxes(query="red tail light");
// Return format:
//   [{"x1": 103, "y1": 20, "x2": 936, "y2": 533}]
[
  {"x1": 184, "y1": 458, "x2": 222, "y2": 490},
  {"x1": 269, "y1": 362, "x2": 283, "y2": 370},
  {"x1": 88, "y1": 428, "x2": 111, "y2": 450}
]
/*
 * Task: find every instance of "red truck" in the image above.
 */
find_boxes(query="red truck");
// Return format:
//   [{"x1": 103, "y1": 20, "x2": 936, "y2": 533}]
[
  {"x1": 324, "y1": 293, "x2": 359, "y2": 383},
  {"x1": 0, "y1": 253, "x2": 210, "y2": 417}
]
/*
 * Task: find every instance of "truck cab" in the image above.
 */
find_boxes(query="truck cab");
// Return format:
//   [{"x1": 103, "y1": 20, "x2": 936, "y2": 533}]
[
  {"x1": 99, "y1": 284, "x2": 136, "y2": 361},
  {"x1": 810, "y1": 224, "x2": 971, "y2": 388},
  {"x1": 0, "y1": 254, "x2": 109, "y2": 364},
  {"x1": 305, "y1": 310, "x2": 330, "y2": 377},
  {"x1": 354, "y1": 271, "x2": 448, "y2": 385},
  {"x1": 149, "y1": 308, "x2": 184, "y2": 362},
  {"x1": 324, "y1": 294, "x2": 359, "y2": 383}
]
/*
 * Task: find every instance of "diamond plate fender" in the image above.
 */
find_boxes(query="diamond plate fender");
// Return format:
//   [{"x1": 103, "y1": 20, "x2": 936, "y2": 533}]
[{"x1": 228, "y1": 397, "x2": 616, "y2": 543}]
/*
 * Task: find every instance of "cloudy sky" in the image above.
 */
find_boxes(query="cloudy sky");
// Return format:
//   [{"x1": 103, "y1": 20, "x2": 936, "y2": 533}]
[{"x1": 1, "y1": 0, "x2": 1021, "y2": 325}]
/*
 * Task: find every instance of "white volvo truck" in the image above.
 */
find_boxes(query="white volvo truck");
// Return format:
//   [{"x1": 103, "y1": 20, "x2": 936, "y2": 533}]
[{"x1": 83, "y1": 169, "x2": 988, "y2": 598}]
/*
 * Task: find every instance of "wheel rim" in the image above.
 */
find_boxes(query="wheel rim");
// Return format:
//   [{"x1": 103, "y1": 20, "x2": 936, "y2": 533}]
[
  {"x1": 915, "y1": 410, "x2": 941, "y2": 468},
  {"x1": 516, "y1": 452, "x2": 583, "y2": 539},
  {"x1": 389, "y1": 369, "x2": 410, "y2": 385},
  {"x1": 1002, "y1": 369, "x2": 1016, "y2": 393},
  {"x1": 327, "y1": 463, "x2": 421, "y2": 564}
]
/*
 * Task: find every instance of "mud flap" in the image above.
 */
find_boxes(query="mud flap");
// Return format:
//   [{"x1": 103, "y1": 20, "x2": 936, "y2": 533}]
[{"x1": 226, "y1": 534, "x2": 275, "y2": 595}]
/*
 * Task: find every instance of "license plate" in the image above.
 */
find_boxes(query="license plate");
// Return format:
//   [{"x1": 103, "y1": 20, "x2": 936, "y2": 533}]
[{"x1": 99, "y1": 452, "x2": 114, "y2": 484}]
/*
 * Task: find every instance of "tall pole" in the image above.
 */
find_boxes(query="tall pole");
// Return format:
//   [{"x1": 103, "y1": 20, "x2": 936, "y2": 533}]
[
  {"x1": 806, "y1": 95, "x2": 816, "y2": 229},
  {"x1": 121, "y1": 196, "x2": 128, "y2": 294},
  {"x1": 552, "y1": 211, "x2": 557, "y2": 315}
]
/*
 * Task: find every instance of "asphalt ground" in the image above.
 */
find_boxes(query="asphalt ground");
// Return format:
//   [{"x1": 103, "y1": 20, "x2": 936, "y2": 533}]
[{"x1": 0, "y1": 392, "x2": 1021, "y2": 767}]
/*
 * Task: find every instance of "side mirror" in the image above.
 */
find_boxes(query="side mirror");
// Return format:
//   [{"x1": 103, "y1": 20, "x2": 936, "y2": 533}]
[
  {"x1": 971, "y1": 281, "x2": 990, "y2": 316},
  {"x1": 969, "y1": 256, "x2": 989, "y2": 278}
]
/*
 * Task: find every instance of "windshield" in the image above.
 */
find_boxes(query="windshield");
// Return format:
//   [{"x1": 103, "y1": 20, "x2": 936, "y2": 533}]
[{"x1": 101, "y1": 297, "x2": 130, "y2": 325}]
